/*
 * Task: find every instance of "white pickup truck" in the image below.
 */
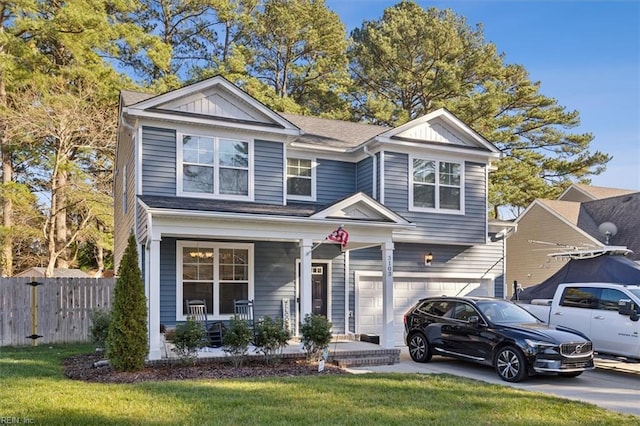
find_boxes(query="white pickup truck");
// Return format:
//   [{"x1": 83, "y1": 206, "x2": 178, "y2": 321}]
[{"x1": 519, "y1": 282, "x2": 640, "y2": 360}]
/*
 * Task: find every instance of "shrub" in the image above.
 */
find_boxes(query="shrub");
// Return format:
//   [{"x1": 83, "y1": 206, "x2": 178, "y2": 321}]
[
  {"x1": 106, "y1": 233, "x2": 148, "y2": 372},
  {"x1": 170, "y1": 318, "x2": 205, "y2": 363},
  {"x1": 89, "y1": 308, "x2": 111, "y2": 349},
  {"x1": 300, "y1": 314, "x2": 332, "y2": 362},
  {"x1": 253, "y1": 316, "x2": 290, "y2": 364},
  {"x1": 222, "y1": 316, "x2": 253, "y2": 367}
]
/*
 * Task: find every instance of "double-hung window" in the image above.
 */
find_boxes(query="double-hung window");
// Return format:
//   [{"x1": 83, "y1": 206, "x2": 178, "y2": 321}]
[
  {"x1": 286, "y1": 157, "x2": 315, "y2": 200},
  {"x1": 177, "y1": 242, "x2": 253, "y2": 319},
  {"x1": 411, "y1": 157, "x2": 463, "y2": 212},
  {"x1": 180, "y1": 134, "x2": 251, "y2": 199}
]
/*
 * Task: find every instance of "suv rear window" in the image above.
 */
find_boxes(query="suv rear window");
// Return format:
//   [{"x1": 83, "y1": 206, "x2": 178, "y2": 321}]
[{"x1": 419, "y1": 300, "x2": 456, "y2": 318}]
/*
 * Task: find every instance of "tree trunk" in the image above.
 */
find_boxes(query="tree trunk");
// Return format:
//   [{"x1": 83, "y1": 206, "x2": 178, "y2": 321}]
[
  {"x1": 55, "y1": 170, "x2": 69, "y2": 268},
  {"x1": 0, "y1": 69, "x2": 13, "y2": 277}
]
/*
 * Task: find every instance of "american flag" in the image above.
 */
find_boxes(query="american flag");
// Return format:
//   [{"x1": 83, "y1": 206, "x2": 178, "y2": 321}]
[{"x1": 327, "y1": 226, "x2": 349, "y2": 249}]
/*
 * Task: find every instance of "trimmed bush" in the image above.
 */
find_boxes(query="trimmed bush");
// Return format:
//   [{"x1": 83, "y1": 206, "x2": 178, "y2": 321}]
[
  {"x1": 222, "y1": 316, "x2": 253, "y2": 367},
  {"x1": 106, "y1": 233, "x2": 148, "y2": 371},
  {"x1": 169, "y1": 318, "x2": 205, "y2": 363},
  {"x1": 300, "y1": 314, "x2": 332, "y2": 362},
  {"x1": 88, "y1": 308, "x2": 111, "y2": 349},
  {"x1": 253, "y1": 316, "x2": 290, "y2": 364}
]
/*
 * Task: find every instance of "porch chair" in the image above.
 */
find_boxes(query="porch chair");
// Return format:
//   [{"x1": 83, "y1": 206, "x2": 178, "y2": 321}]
[
  {"x1": 233, "y1": 299, "x2": 255, "y2": 337},
  {"x1": 186, "y1": 299, "x2": 224, "y2": 348}
]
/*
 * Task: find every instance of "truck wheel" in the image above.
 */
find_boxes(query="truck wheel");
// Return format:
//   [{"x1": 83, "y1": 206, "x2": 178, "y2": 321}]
[
  {"x1": 408, "y1": 332, "x2": 432, "y2": 363},
  {"x1": 495, "y1": 346, "x2": 527, "y2": 382}
]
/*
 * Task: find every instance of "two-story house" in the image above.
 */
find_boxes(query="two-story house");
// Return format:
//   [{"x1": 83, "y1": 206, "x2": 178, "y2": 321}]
[{"x1": 115, "y1": 76, "x2": 508, "y2": 360}]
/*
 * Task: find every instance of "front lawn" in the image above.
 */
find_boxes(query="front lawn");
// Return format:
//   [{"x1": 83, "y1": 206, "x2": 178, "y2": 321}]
[{"x1": 0, "y1": 344, "x2": 637, "y2": 425}]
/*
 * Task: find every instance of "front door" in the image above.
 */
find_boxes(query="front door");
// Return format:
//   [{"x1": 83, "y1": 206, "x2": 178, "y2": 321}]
[{"x1": 311, "y1": 264, "x2": 328, "y2": 316}]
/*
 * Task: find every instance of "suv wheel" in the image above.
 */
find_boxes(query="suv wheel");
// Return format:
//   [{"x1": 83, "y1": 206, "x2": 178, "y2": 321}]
[
  {"x1": 495, "y1": 346, "x2": 527, "y2": 382},
  {"x1": 408, "y1": 332, "x2": 432, "y2": 363}
]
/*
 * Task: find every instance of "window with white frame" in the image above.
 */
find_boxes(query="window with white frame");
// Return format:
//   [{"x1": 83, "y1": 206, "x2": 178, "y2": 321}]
[
  {"x1": 411, "y1": 158, "x2": 462, "y2": 211},
  {"x1": 286, "y1": 157, "x2": 314, "y2": 200},
  {"x1": 177, "y1": 242, "x2": 253, "y2": 318},
  {"x1": 180, "y1": 134, "x2": 251, "y2": 198}
]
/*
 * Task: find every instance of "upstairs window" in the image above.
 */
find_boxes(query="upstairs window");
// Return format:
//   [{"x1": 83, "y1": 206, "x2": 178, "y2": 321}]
[
  {"x1": 179, "y1": 133, "x2": 251, "y2": 199},
  {"x1": 411, "y1": 157, "x2": 463, "y2": 212},
  {"x1": 287, "y1": 157, "x2": 315, "y2": 200}
]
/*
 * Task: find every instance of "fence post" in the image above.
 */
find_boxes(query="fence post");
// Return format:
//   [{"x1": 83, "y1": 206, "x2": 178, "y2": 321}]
[{"x1": 26, "y1": 281, "x2": 43, "y2": 346}]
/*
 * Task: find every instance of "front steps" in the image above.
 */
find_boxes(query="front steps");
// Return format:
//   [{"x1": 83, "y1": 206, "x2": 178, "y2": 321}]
[{"x1": 330, "y1": 348, "x2": 400, "y2": 368}]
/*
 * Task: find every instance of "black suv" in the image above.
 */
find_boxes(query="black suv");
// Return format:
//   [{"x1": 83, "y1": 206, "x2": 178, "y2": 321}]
[{"x1": 403, "y1": 296, "x2": 594, "y2": 382}]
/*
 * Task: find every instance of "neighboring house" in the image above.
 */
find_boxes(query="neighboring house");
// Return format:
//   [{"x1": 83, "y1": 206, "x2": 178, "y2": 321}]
[
  {"x1": 14, "y1": 267, "x2": 92, "y2": 278},
  {"x1": 115, "y1": 76, "x2": 510, "y2": 360},
  {"x1": 506, "y1": 184, "x2": 640, "y2": 296}
]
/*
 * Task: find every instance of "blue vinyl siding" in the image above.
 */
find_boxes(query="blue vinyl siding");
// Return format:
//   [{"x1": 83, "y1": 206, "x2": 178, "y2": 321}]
[
  {"x1": 160, "y1": 238, "x2": 177, "y2": 327},
  {"x1": 255, "y1": 140, "x2": 284, "y2": 204},
  {"x1": 316, "y1": 159, "x2": 356, "y2": 204},
  {"x1": 159, "y1": 239, "x2": 347, "y2": 332},
  {"x1": 356, "y1": 156, "x2": 373, "y2": 197},
  {"x1": 383, "y1": 151, "x2": 487, "y2": 244},
  {"x1": 142, "y1": 127, "x2": 176, "y2": 196}
]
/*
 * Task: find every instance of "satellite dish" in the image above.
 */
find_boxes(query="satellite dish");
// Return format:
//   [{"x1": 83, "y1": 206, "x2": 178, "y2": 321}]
[{"x1": 598, "y1": 222, "x2": 618, "y2": 245}]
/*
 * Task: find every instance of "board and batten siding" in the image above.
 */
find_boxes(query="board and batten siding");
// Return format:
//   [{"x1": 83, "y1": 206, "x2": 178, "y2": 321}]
[
  {"x1": 383, "y1": 151, "x2": 487, "y2": 244},
  {"x1": 316, "y1": 159, "x2": 356, "y2": 204},
  {"x1": 255, "y1": 140, "x2": 284, "y2": 204},
  {"x1": 114, "y1": 129, "x2": 137, "y2": 270},
  {"x1": 141, "y1": 127, "x2": 177, "y2": 197}
]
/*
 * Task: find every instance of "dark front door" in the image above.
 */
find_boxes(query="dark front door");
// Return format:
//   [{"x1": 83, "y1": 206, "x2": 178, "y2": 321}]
[{"x1": 311, "y1": 263, "x2": 328, "y2": 316}]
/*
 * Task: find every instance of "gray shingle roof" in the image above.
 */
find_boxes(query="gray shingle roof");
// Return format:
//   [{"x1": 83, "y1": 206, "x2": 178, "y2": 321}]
[
  {"x1": 121, "y1": 90, "x2": 155, "y2": 107},
  {"x1": 280, "y1": 113, "x2": 389, "y2": 149},
  {"x1": 139, "y1": 195, "x2": 321, "y2": 217},
  {"x1": 579, "y1": 191, "x2": 640, "y2": 258}
]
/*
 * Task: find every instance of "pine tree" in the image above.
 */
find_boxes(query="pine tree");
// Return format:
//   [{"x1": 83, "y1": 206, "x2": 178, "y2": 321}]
[{"x1": 106, "y1": 233, "x2": 148, "y2": 371}]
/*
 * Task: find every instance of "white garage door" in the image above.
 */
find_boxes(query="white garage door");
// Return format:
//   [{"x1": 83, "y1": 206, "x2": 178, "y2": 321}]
[{"x1": 357, "y1": 276, "x2": 493, "y2": 346}]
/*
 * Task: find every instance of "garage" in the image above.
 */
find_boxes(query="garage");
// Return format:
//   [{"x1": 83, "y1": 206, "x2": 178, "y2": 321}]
[{"x1": 356, "y1": 273, "x2": 494, "y2": 346}]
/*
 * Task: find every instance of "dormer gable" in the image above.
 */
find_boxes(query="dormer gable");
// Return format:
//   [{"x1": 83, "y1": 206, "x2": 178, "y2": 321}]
[
  {"x1": 311, "y1": 192, "x2": 411, "y2": 225},
  {"x1": 374, "y1": 108, "x2": 501, "y2": 161},
  {"x1": 122, "y1": 75, "x2": 300, "y2": 136}
]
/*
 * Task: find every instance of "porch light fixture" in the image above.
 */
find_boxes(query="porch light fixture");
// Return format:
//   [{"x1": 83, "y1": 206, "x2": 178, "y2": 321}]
[{"x1": 424, "y1": 252, "x2": 433, "y2": 266}]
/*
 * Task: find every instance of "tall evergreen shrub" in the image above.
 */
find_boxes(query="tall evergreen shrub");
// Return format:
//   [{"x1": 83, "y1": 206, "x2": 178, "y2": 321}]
[{"x1": 106, "y1": 233, "x2": 148, "y2": 371}]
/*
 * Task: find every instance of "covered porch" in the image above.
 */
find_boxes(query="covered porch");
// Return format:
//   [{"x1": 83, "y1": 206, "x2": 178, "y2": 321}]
[{"x1": 138, "y1": 193, "x2": 413, "y2": 360}]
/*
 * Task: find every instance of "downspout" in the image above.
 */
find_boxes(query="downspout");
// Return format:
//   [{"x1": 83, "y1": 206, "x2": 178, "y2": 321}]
[{"x1": 363, "y1": 145, "x2": 377, "y2": 200}]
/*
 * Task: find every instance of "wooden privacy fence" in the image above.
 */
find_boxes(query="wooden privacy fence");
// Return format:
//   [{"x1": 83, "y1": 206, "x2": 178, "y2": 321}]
[{"x1": 0, "y1": 277, "x2": 115, "y2": 347}]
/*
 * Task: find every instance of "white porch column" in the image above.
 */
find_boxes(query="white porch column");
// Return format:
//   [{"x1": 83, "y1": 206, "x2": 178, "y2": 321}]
[
  {"x1": 381, "y1": 241, "x2": 395, "y2": 349},
  {"x1": 299, "y1": 239, "x2": 313, "y2": 324},
  {"x1": 147, "y1": 236, "x2": 162, "y2": 360}
]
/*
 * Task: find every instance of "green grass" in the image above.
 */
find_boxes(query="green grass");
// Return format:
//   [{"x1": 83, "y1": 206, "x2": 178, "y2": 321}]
[{"x1": 0, "y1": 344, "x2": 637, "y2": 425}]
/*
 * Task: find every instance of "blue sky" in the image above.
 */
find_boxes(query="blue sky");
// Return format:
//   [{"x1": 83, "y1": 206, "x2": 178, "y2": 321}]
[{"x1": 326, "y1": 0, "x2": 640, "y2": 191}]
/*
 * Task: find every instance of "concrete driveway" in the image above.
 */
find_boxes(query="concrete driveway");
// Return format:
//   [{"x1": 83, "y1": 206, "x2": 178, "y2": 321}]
[{"x1": 347, "y1": 348, "x2": 640, "y2": 417}]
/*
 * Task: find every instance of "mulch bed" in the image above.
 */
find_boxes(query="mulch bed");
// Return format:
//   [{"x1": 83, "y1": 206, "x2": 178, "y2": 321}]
[{"x1": 63, "y1": 352, "x2": 349, "y2": 384}]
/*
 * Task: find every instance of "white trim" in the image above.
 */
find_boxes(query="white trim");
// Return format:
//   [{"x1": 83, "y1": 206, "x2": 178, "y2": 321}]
[
  {"x1": 176, "y1": 131, "x2": 255, "y2": 201},
  {"x1": 286, "y1": 156, "x2": 317, "y2": 202},
  {"x1": 126, "y1": 76, "x2": 300, "y2": 134},
  {"x1": 379, "y1": 151, "x2": 385, "y2": 204},
  {"x1": 376, "y1": 108, "x2": 501, "y2": 154},
  {"x1": 295, "y1": 258, "x2": 332, "y2": 329},
  {"x1": 408, "y1": 154, "x2": 465, "y2": 215},
  {"x1": 175, "y1": 241, "x2": 254, "y2": 321}
]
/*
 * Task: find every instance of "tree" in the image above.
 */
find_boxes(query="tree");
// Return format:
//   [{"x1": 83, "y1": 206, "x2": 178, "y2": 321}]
[
  {"x1": 106, "y1": 233, "x2": 148, "y2": 371},
  {"x1": 349, "y1": 1, "x2": 611, "y2": 216},
  {"x1": 2, "y1": 82, "x2": 116, "y2": 276},
  {"x1": 0, "y1": 0, "x2": 133, "y2": 275},
  {"x1": 248, "y1": 0, "x2": 351, "y2": 117}
]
